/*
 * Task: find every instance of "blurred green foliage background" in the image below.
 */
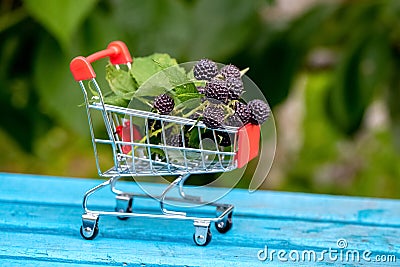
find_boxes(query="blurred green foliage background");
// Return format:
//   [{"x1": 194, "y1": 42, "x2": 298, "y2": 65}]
[{"x1": 1, "y1": 0, "x2": 399, "y2": 198}]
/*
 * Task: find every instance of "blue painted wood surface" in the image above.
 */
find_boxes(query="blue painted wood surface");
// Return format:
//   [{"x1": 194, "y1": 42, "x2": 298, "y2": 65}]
[{"x1": 0, "y1": 172, "x2": 399, "y2": 266}]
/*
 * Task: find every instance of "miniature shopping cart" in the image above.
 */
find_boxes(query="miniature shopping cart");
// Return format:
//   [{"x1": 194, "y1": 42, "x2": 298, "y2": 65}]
[{"x1": 70, "y1": 41, "x2": 261, "y2": 246}]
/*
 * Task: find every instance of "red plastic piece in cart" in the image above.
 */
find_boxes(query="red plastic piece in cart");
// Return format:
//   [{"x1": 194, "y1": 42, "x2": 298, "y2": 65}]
[
  {"x1": 70, "y1": 56, "x2": 96, "y2": 81},
  {"x1": 86, "y1": 41, "x2": 132, "y2": 65},
  {"x1": 70, "y1": 41, "x2": 132, "y2": 81},
  {"x1": 235, "y1": 123, "x2": 261, "y2": 168},
  {"x1": 116, "y1": 121, "x2": 142, "y2": 154}
]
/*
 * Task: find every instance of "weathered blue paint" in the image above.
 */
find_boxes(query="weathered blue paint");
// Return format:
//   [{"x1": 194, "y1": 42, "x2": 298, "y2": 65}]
[{"x1": 0, "y1": 173, "x2": 399, "y2": 266}]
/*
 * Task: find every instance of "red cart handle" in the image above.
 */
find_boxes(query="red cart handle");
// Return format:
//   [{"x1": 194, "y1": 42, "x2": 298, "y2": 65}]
[{"x1": 70, "y1": 41, "x2": 132, "y2": 81}]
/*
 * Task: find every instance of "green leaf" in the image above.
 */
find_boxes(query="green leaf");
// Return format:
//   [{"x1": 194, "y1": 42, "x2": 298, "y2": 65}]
[
  {"x1": 358, "y1": 35, "x2": 391, "y2": 100},
  {"x1": 326, "y1": 44, "x2": 364, "y2": 135},
  {"x1": 105, "y1": 64, "x2": 137, "y2": 98},
  {"x1": 134, "y1": 81, "x2": 170, "y2": 98},
  {"x1": 325, "y1": 33, "x2": 390, "y2": 135},
  {"x1": 103, "y1": 93, "x2": 129, "y2": 107},
  {"x1": 175, "y1": 92, "x2": 201, "y2": 103},
  {"x1": 150, "y1": 147, "x2": 165, "y2": 159},
  {"x1": 188, "y1": 128, "x2": 200, "y2": 149},
  {"x1": 107, "y1": 53, "x2": 183, "y2": 107},
  {"x1": 160, "y1": 64, "x2": 188, "y2": 87},
  {"x1": 24, "y1": 0, "x2": 97, "y2": 49},
  {"x1": 152, "y1": 53, "x2": 179, "y2": 69},
  {"x1": 175, "y1": 82, "x2": 198, "y2": 95},
  {"x1": 130, "y1": 53, "x2": 178, "y2": 86}
]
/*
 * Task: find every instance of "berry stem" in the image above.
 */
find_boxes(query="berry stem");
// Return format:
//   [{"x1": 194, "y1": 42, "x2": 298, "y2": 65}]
[
  {"x1": 182, "y1": 102, "x2": 208, "y2": 119},
  {"x1": 132, "y1": 122, "x2": 177, "y2": 151},
  {"x1": 240, "y1": 67, "x2": 249, "y2": 77}
]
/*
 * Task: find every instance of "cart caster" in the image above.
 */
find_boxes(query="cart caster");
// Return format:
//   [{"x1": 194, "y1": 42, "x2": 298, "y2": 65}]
[
  {"x1": 193, "y1": 220, "x2": 212, "y2": 246},
  {"x1": 215, "y1": 211, "x2": 233, "y2": 234},
  {"x1": 80, "y1": 213, "x2": 99, "y2": 240},
  {"x1": 115, "y1": 194, "x2": 133, "y2": 220}
]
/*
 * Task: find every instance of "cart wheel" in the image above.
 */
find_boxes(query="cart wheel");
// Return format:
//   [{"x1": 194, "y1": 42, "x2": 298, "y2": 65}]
[
  {"x1": 116, "y1": 195, "x2": 133, "y2": 220},
  {"x1": 116, "y1": 205, "x2": 132, "y2": 220},
  {"x1": 80, "y1": 224, "x2": 99, "y2": 240},
  {"x1": 81, "y1": 213, "x2": 99, "y2": 240},
  {"x1": 193, "y1": 227, "x2": 212, "y2": 246},
  {"x1": 215, "y1": 212, "x2": 233, "y2": 234}
]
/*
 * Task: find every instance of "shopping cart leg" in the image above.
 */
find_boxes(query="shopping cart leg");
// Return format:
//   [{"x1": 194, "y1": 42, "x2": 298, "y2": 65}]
[
  {"x1": 160, "y1": 175, "x2": 186, "y2": 216},
  {"x1": 108, "y1": 176, "x2": 136, "y2": 220},
  {"x1": 178, "y1": 173, "x2": 202, "y2": 202},
  {"x1": 80, "y1": 178, "x2": 113, "y2": 240},
  {"x1": 177, "y1": 173, "x2": 234, "y2": 235},
  {"x1": 82, "y1": 179, "x2": 112, "y2": 212},
  {"x1": 109, "y1": 175, "x2": 125, "y2": 195}
]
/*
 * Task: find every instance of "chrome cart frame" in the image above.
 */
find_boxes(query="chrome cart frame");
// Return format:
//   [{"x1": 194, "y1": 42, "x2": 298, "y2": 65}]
[{"x1": 70, "y1": 41, "x2": 256, "y2": 246}]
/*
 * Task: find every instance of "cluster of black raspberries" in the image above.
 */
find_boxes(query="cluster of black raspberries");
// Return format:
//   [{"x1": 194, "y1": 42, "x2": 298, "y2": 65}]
[
  {"x1": 150, "y1": 59, "x2": 271, "y2": 147},
  {"x1": 193, "y1": 59, "x2": 270, "y2": 129}
]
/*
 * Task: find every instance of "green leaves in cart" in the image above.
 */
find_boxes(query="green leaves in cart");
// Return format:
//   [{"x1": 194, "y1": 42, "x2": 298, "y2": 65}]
[
  {"x1": 102, "y1": 94, "x2": 129, "y2": 107},
  {"x1": 130, "y1": 53, "x2": 179, "y2": 87},
  {"x1": 105, "y1": 64, "x2": 137, "y2": 98}
]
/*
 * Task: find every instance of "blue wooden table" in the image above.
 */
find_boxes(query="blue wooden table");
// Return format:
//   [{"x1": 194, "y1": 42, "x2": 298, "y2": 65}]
[{"x1": 0, "y1": 172, "x2": 399, "y2": 266}]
